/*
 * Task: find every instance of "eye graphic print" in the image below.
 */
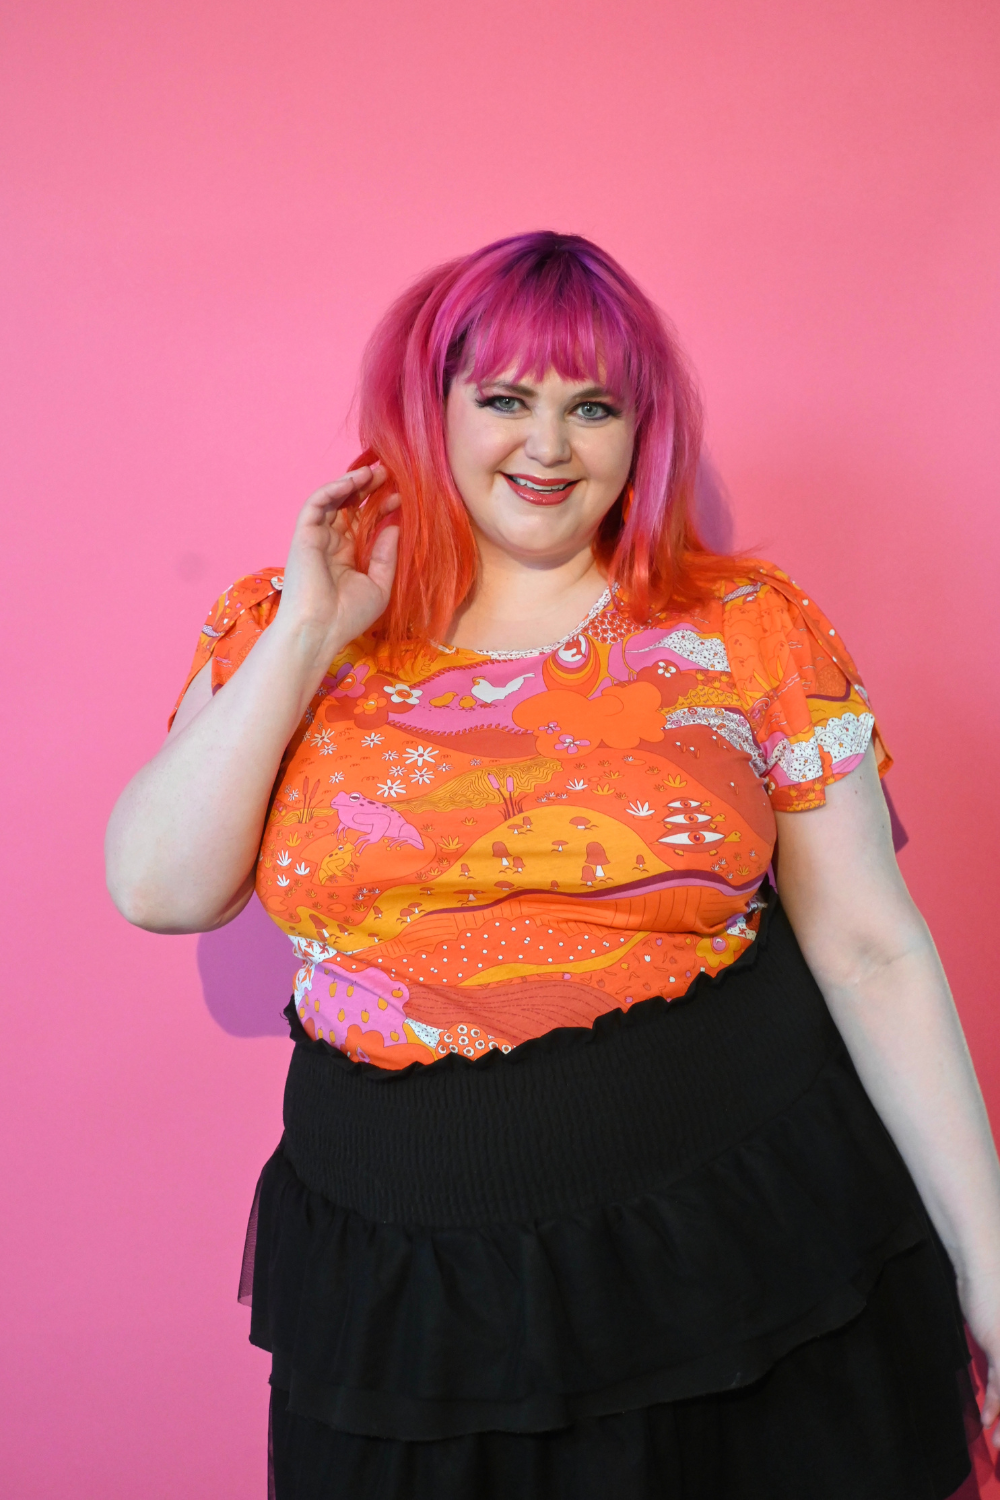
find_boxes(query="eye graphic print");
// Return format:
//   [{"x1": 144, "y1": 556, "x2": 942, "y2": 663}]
[
  {"x1": 657, "y1": 830, "x2": 725, "y2": 846},
  {"x1": 662, "y1": 813, "x2": 713, "y2": 825}
]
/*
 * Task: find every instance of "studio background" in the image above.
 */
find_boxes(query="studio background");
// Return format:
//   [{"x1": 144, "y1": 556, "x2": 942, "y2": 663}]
[{"x1": 3, "y1": 1, "x2": 998, "y2": 1495}]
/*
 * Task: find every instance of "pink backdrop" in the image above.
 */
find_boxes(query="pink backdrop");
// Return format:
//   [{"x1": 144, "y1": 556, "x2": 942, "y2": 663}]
[{"x1": 3, "y1": 1, "x2": 998, "y2": 1494}]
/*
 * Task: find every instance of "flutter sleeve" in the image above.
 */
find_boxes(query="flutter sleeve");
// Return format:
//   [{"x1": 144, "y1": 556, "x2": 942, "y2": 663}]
[
  {"x1": 167, "y1": 568, "x2": 284, "y2": 729},
  {"x1": 721, "y1": 561, "x2": 892, "y2": 811}
]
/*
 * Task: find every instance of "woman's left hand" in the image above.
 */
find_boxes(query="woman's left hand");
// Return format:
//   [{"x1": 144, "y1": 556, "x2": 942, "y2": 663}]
[{"x1": 957, "y1": 1260, "x2": 1000, "y2": 1446}]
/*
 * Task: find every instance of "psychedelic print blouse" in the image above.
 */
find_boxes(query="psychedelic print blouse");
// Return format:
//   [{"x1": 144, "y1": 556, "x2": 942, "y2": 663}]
[{"x1": 173, "y1": 561, "x2": 889, "y2": 1069}]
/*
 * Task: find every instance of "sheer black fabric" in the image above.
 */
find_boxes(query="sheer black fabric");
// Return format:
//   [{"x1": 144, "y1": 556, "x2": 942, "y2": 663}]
[
  {"x1": 242, "y1": 893, "x2": 974, "y2": 1497},
  {"x1": 268, "y1": 1244, "x2": 973, "y2": 1500}
]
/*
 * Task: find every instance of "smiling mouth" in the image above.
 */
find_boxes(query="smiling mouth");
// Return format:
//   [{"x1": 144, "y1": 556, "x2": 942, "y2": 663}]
[{"x1": 501, "y1": 473, "x2": 580, "y2": 505}]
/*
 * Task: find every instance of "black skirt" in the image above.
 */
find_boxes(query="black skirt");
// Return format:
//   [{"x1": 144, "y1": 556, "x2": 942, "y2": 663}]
[{"x1": 241, "y1": 892, "x2": 976, "y2": 1499}]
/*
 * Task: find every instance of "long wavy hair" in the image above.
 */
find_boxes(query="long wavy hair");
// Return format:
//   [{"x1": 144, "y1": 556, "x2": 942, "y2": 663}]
[{"x1": 348, "y1": 231, "x2": 734, "y2": 643}]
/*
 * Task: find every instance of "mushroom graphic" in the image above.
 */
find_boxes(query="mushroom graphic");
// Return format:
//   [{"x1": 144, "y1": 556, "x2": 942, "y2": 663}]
[
  {"x1": 465, "y1": 889, "x2": 483, "y2": 902},
  {"x1": 492, "y1": 841, "x2": 511, "y2": 867},
  {"x1": 586, "y1": 842, "x2": 609, "y2": 879},
  {"x1": 549, "y1": 880, "x2": 560, "y2": 891},
  {"x1": 495, "y1": 880, "x2": 514, "y2": 892},
  {"x1": 551, "y1": 838, "x2": 568, "y2": 854},
  {"x1": 581, "y1": 864, "x2": 596, "y2": 887},
  {"x1": 512, "y1": 855, "x2": 525, "y2": 873},
  {"x1": 460, "y1": 863, "x2": 473, "y2": 879},
  {"x1": 569, "y1": 815, "x2": 596, "y2": 830},
  {"x1": 633, "y1": 853, "x2": 647, "y2": 872}
]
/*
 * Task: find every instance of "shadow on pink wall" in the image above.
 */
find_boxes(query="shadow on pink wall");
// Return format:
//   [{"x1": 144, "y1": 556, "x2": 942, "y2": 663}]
[
  {"x1": 195, "y1": 459, "x2": 907, "y2": 1038},
  {"x1": 197, "y1": 895, "x2": 295, "y2": 1037}
]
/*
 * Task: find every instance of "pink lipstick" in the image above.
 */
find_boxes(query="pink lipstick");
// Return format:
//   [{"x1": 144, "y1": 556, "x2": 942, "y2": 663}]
[{"x1": 501, "y1": 473, "x2": 579, "y2": 506}]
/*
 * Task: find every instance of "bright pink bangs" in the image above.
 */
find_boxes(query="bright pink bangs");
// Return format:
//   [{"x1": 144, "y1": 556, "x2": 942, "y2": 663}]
[{"x1": 350, "y1": 231, "x2": 734, "y2": 645}]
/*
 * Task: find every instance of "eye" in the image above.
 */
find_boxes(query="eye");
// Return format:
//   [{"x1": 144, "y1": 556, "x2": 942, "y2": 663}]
[
  {"x1": 476, "y1": 394, "x2": 525, "y2": 414},
  {"x1": 574, "y1": 401, "x2": 616, "y2": 421}
]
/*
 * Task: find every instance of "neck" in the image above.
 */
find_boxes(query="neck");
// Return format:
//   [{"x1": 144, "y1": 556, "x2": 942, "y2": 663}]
[{"x1": 445, "y1": 538, "x2": 608, "y2": 653}]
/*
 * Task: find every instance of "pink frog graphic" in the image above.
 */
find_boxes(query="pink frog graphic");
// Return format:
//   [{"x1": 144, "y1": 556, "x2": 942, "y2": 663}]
[{"x1": 332, "y1": 792, "x2": 424, "y2": 853}]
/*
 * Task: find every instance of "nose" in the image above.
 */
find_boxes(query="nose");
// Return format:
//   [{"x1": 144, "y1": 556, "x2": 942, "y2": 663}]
[{"x1": 522, "y1": 410, "x2": 572, "y2": 468}]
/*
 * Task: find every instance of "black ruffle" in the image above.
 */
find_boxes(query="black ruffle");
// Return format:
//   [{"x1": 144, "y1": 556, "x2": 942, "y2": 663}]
[
  {"x1": 241, "y1": 891, "x2": 972, "y2": 1495},
  {"x1": 268, "y1": 1243, "x2": 975, "y2": 1500},
  {"x1": 248, "y1": 1048, "x2": 945, "y2": 1442}
]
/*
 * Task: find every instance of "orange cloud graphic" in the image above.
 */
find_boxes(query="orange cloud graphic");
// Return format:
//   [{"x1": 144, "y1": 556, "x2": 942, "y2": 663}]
[{"x1": 513, "y1": 682, "x2": 664, "y2": 756}]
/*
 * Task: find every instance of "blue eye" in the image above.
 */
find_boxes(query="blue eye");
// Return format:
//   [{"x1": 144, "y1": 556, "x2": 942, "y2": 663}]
[
  {"x1": 476, "y1": 395, "x2": 523, "y2": 413},
  {"x1": 576, "y1": 401, "x2": 614, "y2": 420}
]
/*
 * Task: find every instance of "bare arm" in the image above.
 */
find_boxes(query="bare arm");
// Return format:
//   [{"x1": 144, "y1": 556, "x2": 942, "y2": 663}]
[
  {"x1": 775, "y1": 744, "x2": 1000, "y2": 1441},
  {"x1": 105, "y1": 465, "x2": 399, "y2": 933}
]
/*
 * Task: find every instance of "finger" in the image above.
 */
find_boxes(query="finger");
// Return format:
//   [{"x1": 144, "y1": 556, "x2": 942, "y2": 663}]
[
  {"x1": 979, "y1": 1363, "x2": 1000, "y2": 1436},
  {"x1": 366, "y1": 513, "x2": 400, "y2": 597},
  {"x1": 984, "y1": 1368, "x2": 1000, "y2": 1442},
  {"x1": 304, "y1": 464, "x2": 386, "y2": 516}
]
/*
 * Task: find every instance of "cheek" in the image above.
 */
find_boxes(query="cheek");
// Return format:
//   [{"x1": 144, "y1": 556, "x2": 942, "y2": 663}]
[
  {"x1": 447, "y1": 411, "x2": 512, "y2": 486},
  {"x1": 583, "y1": 429, "x2": 634, "y2": 486}
]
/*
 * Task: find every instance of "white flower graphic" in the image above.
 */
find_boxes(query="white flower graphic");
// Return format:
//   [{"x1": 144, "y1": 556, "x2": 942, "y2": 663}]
[
  {"x1": 409, "y1": 768, "x2": 434, "y2": 785},
  {"x1": 440, "y1": 763, "x2": 452, "y2": 772},
  {"x1": 318, "y1": 743, "x2": 337, "y2": 756},
  {"x1": 276, "y1": 851, "x2": 291, "y2": 867},
  {"x1": 284, "y1": 787, "x2": 301, "y2": 801},
  {"x1": 328, "y1": 771, "x2": 344, "y2": 784},
  {"x1": 362, "y1": 733, "x2": 384, "y2": 747},
  {"x1": 566, "y1": 778, "x2": 588, "y2": 791},
  {"x1": 627, "y1": 800, "x2": 655, "y2": 818},
  {"x1": 404, "y1": 744, "x2": 438, "y2": 766},
  {"x1": 377, "y1": 777, "x2": 406, "y2": 799},
  {"x1": 381, "y1": 750, "x2": 399, "y2": 762},
  {"x1": 308, "y1": 728, "x2": 337, "y2": 750},
  {"x1": 294, "y1": 862, "x2": 310, "y2": 876},
  {"x1": 276, "y1": 875, "x2": 290, "y2": 887},
  {"x1": 388, "y1": 683, "x2": 423, "y2": 705}
]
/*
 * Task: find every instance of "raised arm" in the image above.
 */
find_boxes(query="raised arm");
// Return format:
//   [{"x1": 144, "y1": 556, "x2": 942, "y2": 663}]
[
  {"x1": 104, "y1": 465, "x2": 399, "y2": 934},
  {"x1": 775, "y1": 745, "x2": 1000, "y2": 1443}
]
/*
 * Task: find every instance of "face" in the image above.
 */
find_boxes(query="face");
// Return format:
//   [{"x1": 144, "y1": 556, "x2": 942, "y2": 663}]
[{"x1": 444, "y1": 367, "x2": 635, "y2": 566}]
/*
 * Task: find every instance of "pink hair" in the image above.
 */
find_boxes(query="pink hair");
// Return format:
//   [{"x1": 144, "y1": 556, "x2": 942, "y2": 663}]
[{"x1": 349, "y1": 231, "x2": 733, "y2": 643}]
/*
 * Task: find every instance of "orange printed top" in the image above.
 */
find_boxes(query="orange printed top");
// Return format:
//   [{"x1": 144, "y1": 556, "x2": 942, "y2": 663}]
[{"x1": 173, "y1": 561, "x2": 889, "y2": 1069}]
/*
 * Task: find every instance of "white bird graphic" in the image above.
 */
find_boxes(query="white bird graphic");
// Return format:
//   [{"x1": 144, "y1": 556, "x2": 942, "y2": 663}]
[{"x1": 470, "y1": 673, "x2": 534, "y2": 704}]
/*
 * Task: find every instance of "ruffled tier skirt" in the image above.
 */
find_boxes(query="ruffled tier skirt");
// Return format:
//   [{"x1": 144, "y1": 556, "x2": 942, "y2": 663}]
[{"x1": 242, "y1": 895, "x2": 975, "y2": 1499}]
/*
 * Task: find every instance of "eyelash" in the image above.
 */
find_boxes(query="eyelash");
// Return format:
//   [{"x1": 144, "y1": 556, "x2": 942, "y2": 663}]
[{"x1": 475, "y1": 395, "x2": 619, "y2": 420}]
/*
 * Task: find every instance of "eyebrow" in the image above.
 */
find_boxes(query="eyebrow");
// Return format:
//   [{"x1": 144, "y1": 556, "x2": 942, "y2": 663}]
[{"x1": 482, "y1": 380, "x2": 617, "y2": 401}]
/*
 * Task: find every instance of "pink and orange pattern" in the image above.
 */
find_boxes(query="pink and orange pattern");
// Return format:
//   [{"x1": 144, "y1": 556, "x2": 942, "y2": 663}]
[{"x1": 173, "y1": 562, "x2": 888, "y2": 1068}]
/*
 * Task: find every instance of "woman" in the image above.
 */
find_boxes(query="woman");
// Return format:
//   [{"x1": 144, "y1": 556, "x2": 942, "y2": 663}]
[{"x1": 106, "y1": 232, "x2": 1000, "y2": 1499}]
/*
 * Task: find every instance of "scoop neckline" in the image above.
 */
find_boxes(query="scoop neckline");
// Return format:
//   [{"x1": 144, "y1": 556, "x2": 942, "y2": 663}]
[{"x1": 432, "y1": 585, "x2": 615, "y2": 661}]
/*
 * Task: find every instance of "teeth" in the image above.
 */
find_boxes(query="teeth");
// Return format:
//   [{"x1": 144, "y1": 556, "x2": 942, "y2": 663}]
[{"x1": 509, "y1": 475, "x2": 571, "y2": 492}]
